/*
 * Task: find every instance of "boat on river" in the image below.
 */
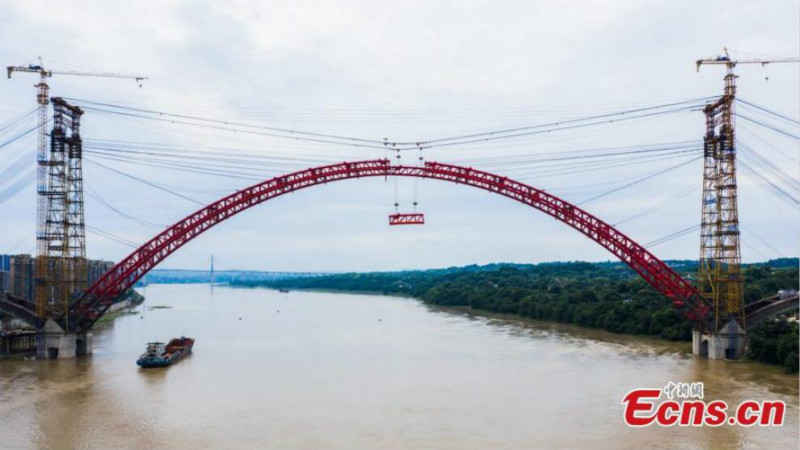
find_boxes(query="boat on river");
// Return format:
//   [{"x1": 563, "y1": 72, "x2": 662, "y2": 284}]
[{"x1": 136, "y1": 337, "x2": 194, "y2": 368}]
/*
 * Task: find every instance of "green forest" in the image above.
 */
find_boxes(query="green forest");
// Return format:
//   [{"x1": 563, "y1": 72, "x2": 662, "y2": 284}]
[{"x1": 233, "y1": 259, "x2": 799, "y2": 372}]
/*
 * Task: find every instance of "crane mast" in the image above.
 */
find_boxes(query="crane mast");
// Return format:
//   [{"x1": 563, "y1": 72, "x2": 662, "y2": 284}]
[{"x1": 6, "y1": 57, "x2": 146, "y2": 355}]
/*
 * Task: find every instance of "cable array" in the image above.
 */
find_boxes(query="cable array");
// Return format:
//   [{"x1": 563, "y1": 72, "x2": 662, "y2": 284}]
[
  {"x1": 65, "y1": 96, "x2": 713, "y2": 151},
  {"x1": 1, "y1": 94, "x2": 795, "y2": 263}
]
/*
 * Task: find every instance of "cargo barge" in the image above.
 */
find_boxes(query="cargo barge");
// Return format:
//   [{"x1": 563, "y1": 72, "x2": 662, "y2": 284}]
[{"x1": 136, "y1": 337, "x2": 194, "y2": 368}]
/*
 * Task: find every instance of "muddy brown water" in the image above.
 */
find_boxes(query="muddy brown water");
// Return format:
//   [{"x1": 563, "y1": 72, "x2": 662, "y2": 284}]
[{"x1": 0, "y1": 284, "x2": 796, "y2": 449}]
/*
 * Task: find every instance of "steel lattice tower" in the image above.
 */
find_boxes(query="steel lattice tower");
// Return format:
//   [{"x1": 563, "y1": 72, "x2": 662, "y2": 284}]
[
  {"x1": 36, "y1": 98, "x2": 86, "y2": 330},
  {"x1": 61, "y1": 98, "x2": 87, "y2": 319},
  {"x1": 33, "y1": 80, "x2": 50, "y2": 321},
  {"x1": 698, "y1": 68, "x2": 744, "y2": 335}
]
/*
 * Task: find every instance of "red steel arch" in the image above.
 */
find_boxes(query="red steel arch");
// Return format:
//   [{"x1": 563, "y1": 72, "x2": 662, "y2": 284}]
[{"x1": 70, "y1": 159, "x2": 710, "y2": 332}]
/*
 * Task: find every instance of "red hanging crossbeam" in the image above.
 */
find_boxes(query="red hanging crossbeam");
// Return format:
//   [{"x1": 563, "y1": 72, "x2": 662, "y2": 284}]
[{"x1": 388, "y1": 213, "x2": 425, "y2": 225}]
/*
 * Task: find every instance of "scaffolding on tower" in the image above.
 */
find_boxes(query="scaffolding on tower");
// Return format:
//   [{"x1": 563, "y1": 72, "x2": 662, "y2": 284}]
[
  {"x1": 37, "y1": 98, "x2": 87, "y2": 330},
  {"x1": 5, "y1": 58, "x2": 146, "y2": 353},
  {"x1": 698, "y1": 68, "x2": 744, "y2": 336},
  {"x1": 695, "y1": 48, "x2": 799, "y2": 357}
]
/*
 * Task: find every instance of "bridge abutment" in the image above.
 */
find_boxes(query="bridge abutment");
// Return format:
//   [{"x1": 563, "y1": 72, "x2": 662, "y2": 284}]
[
  {"x1": 37, "y1": 320, "x2": 93, "y2": 359},
  {"x1": 692, "y1": 322, "x2": 747, "y2": 360}
]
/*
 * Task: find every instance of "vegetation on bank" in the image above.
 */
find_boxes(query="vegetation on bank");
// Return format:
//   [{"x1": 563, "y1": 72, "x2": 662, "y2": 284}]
[
  {"x1": 233, "y1": 259, "x2": 799, "y2": 372},
  {"x1": 746, "y1": 321, "x2": 799, "y2": 373},
  {"x1": 95, "y1": 310, "x2": 138, "y2": 323}
]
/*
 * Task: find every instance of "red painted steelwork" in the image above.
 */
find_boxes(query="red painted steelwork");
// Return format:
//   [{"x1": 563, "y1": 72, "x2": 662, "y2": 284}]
[
  {"x1": 70, "y1": 159, "x2": 710, "y2": 332},
  {"x1": 389, "y1": 213, "x2": 425, "y2": 225}
]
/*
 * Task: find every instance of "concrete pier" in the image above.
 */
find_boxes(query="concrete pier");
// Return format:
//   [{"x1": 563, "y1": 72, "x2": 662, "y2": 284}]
[
  {"x1": 37, "y1": 319, "x2": 92, "y2": 359},
  {"x1": 692, "y1": 321, "x2": 747, "y2": 360}
]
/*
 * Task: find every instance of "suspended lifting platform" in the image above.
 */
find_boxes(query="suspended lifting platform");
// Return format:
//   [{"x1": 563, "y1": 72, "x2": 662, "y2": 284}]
[{"x1": 388, "y1": 213, "x2": 425, "y2": 225}]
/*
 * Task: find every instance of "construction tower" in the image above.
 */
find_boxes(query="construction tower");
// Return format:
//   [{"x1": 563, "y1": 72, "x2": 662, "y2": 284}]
[
  {"x1": 697, "y1": 65, "x2": 745, "y2": 359},
  {"x1": 7, "y1": 58, "x2": 146, "y2": 358},
  {"x1": 58, "y1": 98, "x2": 88, "y2": 322},
  {"x1": 36, "y1": 98, "x2": 86, "y2": 334},
  {"x1": 693, "y1": 48, "x2": 800, "y2": 359}
]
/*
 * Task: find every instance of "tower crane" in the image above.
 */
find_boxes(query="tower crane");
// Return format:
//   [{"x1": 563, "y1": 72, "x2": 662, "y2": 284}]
[
  {"x1": 6, "y1": 57, "x2": 147, "y2": 193},
  {"x1": 696, "y1": 47, "x2": 800, "y2": 73},
  {"x1": 6, "y1": 56, "x2": 147, "y2": 325},
  {"x1": 6, "y1": 57, "x2": 147, "y2": 185},
  {"x1": 7, "y1": 60, "x2": 148, "y2": 84}
]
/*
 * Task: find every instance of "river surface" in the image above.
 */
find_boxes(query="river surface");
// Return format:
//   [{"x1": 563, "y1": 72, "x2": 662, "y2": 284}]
[{"x1": 0, "y1": 284, "x2": 797, "y2": 450}]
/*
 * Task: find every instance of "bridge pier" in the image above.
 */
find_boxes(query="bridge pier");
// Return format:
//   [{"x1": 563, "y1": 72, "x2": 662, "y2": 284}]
[
  {"x1": 692, "y1": 321, "x2": 747, "y2": 360},
  {"x1": 36, "y1": 319, "x2": 93, "y2": 359}
]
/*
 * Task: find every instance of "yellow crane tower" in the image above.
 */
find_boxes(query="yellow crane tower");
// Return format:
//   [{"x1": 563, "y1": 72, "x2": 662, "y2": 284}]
[
  {"x1": 695, "y1": 48, "x2": 798, "y2": 358},
  {"x1": 6, "y1": 57, "x2": 147, "y2": 328}
]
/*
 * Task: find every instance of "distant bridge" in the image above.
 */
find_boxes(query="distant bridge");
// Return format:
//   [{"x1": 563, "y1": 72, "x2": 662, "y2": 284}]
[{"x1": 141, "y1": 269, "x2": 336, "y2": 284}]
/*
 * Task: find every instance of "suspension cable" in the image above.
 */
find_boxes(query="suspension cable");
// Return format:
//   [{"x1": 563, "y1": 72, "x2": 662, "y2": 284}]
[
  {"x1": 413, "y1": 97, "x2": 716, "y2": 146},
  {"x1": 738, "y1": 143, "x2": 800, "y2": 190},
  {"x1": 0, "y1": 107, "x2": 37, "y2": 134},
  {"x1": 417, "y1": 104, "x2": 707, "y2": 151},
  {"x1": 63, "y1": 98, "x2": 390, "y2": 145},
  {"x1": 645, "y1": 224, "x2": 701, "y2": 248},
  {"x1": 735, "y1": 114, "x2": 800, "y2": 140},
  {"x1": 86, "y1": 225, "x2": 140, "y2": 249},
  {"x1": 613, "y1": 183, "x2": 699, "y2": 227},
  {"x1": 76, "y1": 105, "x2": 392, "y2": 150},
  {"x1": 737, "y1": 98, "x2": 800, "y2": 125},
  {"x1": 577, "y1": 157, "x2": 701, "y2": 206},
  {"x1": 86, "y1": 158, "x2": 205, "y2": 205},
  {"x1": 738, "y1": 159, "x2": 800, "y2": 206},
  {"x1": 0, "y1": 125, "x2": 38, "y2": 150},
  {"x1": 85, "y1": 183, "x2": 166, "y2": 228}
]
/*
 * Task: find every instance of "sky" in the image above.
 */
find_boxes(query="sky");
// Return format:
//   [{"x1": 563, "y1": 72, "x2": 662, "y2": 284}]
[{"x1": 0, "y1": 0, "x2": 798, "y2": 272}]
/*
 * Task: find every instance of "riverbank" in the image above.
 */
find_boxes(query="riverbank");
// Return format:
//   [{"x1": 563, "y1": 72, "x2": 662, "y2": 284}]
[
  {"x1": 95, "y1": 289, "x2": 146, "y2": 325},
  {"x1": 441, "y1": 304, "x2": 800, "y2": 375},
  {"x1": 243, "y1": 284, "x2": 798, "y2": 375},
  {"x1": 233, "y1": 260, "x2": 799, "y2": 372},
  {"x1": 441, "y1": 304, "x2": 694, "y2": 352},
  {"x1": 95, "y1": 309, "x2": 139, "y2": 324}
]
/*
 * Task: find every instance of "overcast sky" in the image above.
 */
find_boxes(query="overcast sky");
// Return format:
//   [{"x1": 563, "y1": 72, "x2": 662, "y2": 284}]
[{"x1": 1, "y1": 0, "x2": 798, "y2": 272}]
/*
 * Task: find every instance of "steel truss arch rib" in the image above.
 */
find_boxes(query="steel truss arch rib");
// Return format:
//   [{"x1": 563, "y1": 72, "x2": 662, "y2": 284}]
[{"x1": 70, "y1": 159, "x2": 710, "y2": 332}]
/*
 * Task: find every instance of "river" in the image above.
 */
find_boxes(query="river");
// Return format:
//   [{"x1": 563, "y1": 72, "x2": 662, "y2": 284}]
[{"x1": 0, "y1": 284, "x2": 796, "y2": 449}]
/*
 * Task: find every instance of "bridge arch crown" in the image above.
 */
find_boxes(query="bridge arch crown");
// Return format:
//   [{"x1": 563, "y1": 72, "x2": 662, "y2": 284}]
[{"x1": 71, "y1": 159, "x2": 710, "y2": 332}]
